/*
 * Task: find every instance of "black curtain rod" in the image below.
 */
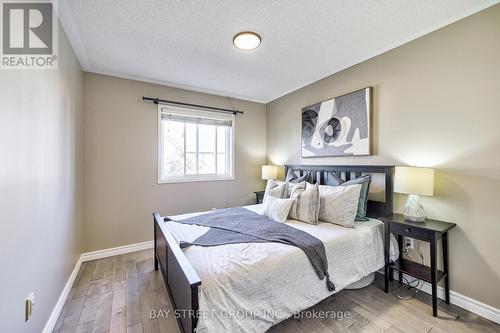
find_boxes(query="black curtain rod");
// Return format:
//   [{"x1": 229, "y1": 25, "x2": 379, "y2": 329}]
[{"x1": 142, "y1": 96, "x2": 243, "y2": 115}]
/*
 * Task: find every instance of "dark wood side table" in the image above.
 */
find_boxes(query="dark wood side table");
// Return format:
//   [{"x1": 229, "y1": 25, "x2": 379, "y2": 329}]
[
  {"x1": 382, "y1": 214, "x2": 456, "y2": 317},
  {"x1": 254, "y1": 191, "x2": 265, "y2": 204}
]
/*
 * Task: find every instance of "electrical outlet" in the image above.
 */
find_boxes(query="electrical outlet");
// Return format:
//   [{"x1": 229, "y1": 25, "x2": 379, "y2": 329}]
[
  {"x1": 25, "y1": 293, "x2": 35, "y2": 321},
  {"x1": 404, "y1": 237, "x2": 414, "y2": 250}
]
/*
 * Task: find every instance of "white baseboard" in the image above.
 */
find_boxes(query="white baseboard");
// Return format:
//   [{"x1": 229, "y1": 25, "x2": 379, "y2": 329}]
[
  {"x1": 42, "y1": 256, "x2": 83, "y2": 333},
  {"x1": 388, "y1": 270, "x2": 500, "y2": 324},
  {"x1": 43, "y1": 240, "x2": 154, "y2": 332},
  {"x1": 80, "y1": 240, "x2": 154, "y2": 262},
  {"x1": 44, "y1": 242, "x2": 499, "y2": 333}
]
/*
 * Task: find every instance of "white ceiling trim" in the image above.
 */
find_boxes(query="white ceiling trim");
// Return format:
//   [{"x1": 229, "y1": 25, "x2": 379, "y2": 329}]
[
  {"x1": 59, "y1": 0, "x2": 92, "y2": 71},
  {"x1": 59, "y1": 0, "x2": 269, "y2": 103},
  {"x1": 274, "y1": 0, "x2": 500, "y2": 103},
  {"x1": 80, "y1": 68, "x2": 268, "y2": 104},
  {"x1": 59, "y1": 0, "x2": 500, "y2": 104}
]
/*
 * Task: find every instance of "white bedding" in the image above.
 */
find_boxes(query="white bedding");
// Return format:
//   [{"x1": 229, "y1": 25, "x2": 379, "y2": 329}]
[{"x1": 167, "y1": 204, "x2": 398, "y2": 333}]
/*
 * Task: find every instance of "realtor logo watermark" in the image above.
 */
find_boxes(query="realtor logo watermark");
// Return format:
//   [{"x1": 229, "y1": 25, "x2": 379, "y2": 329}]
[{"x1": 1, "y1": 0, "x2": 58, "y2": 69}]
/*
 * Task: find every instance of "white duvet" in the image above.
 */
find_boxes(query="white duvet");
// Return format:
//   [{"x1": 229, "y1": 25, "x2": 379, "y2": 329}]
[{"x1": 167, "y1": 204, "x2": 398, "y2": 333}]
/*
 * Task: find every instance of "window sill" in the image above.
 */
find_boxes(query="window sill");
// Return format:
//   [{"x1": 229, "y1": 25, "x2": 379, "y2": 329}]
[{"x1": 158, "y1": 176, "x2": 235, "y2": 184}]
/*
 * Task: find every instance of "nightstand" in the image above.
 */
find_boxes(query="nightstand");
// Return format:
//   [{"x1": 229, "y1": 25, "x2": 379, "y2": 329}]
[
  {"x1": 254, "y1": 191, "x2": 265, "y2": 204},
  {"x1": 382, "y1": 214, "x2": 456, "y2": 317}
]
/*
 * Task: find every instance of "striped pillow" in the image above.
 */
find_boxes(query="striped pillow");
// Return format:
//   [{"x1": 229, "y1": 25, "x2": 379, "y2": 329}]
[
  {"x1": 286, "y1": 181, "x2": 302, "y2": 197},
  {"x1": 263, "y1": 179, "x2": 287, "y2": 203},
  {"x1": 261, "y1": 196, "x2": 295, "y2": 223},
  {"x1": 318, "y1": 184, "x2": 362, "y2": 227},
  {"x1": 289, "y1": 182, "x2": 320, "y2": 224},
  {"x1": 285, "y1": 169, "x2": 311, "y2": 183},
  {"x1": 324, "y1": 172, "x2": 372, "y2": 221}
]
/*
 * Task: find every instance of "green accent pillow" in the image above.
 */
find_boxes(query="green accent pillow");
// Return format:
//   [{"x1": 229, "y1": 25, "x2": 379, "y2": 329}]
[{"x1": 324, "y1": 172, "x2": 371, "y2": 221}]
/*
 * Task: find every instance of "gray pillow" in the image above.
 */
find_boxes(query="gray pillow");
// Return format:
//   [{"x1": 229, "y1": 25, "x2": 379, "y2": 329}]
[
  {"x1": 285, "y1": 169, "x2": 310, "y2": 183},
  {"x1": 261, "y1": 196, "x2": 295, "y2": 223},
  {"x1": 263, "y1": 179, "x2": 288, "y2": 203},
  {"x1": 324, "y1": 172, "x2": 371, "y2": 221},
  {"x1": 289, "y1": 182, "x2": 320, "y2": 225}
]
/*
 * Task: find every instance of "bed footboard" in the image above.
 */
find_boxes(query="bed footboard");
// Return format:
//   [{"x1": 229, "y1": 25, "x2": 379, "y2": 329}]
[{"x1": 153, "y1": 212, "x2": 201, "y2": 333}]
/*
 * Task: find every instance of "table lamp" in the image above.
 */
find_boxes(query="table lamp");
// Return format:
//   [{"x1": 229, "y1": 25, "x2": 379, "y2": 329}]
[
  {"x1": 261, "y1": 165, "x2": 278, "y2": 180},
  {"x1": 394, "y1": 166, "x2": 434, "y2": 222}
]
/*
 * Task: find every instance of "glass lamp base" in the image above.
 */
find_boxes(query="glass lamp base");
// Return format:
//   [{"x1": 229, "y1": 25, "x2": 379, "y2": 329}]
[{"x1": 403, "y1": 194, "x2": 426, "y2": 222}]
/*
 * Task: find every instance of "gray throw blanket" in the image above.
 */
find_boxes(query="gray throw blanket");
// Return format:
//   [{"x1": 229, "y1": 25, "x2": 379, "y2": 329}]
[{"x1": 167, "y1": 207, "x2": 335, "y2": 291}]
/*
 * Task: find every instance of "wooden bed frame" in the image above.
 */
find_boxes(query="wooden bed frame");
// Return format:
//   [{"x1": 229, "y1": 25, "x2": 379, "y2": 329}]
[{"x1": 153, "y1": 165, "x2": 394, "y2": 333}]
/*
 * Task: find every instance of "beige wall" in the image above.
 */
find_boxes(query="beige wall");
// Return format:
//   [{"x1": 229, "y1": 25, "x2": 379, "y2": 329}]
[
  {"x1": 266, "y1": 5, "x2": 500, "y2": 309},
  {"x1": 83, "y1": 73, "x2": 267, "y2": 252},
  {"x1": 0, "y1": 29, "x2": 84, "y2": 332},
  {"x1": 2, "y1": 5, "x2": 498, "y2": 331}
]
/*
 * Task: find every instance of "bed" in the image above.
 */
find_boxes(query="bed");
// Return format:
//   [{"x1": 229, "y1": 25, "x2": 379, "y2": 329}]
[{"x1": 153, "y1": 165, "x2": 396, "y2": 333}]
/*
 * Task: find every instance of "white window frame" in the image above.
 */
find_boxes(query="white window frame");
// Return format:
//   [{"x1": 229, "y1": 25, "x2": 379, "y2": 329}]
[{"x1": 157, "y1": 104, "x2": 235, "y2": 184}]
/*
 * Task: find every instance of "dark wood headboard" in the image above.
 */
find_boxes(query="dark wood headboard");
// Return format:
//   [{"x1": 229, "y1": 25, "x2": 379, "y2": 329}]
[{"x1": 284, "y1": 165, "x2": 394, "y2": 217}]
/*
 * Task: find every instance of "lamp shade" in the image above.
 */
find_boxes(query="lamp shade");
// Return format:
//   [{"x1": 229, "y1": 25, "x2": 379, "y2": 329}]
[
  {"x1": 261, "y1": 165, "x2": 278, "y2": 180},
  {"x1": 394, "y1": 166, "x2": 434, "y2": 196}
]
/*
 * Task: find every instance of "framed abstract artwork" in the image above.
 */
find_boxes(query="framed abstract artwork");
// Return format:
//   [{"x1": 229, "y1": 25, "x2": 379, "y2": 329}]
[{"x1": 301, "y1": 87, "x2": 371, "y2": 157}]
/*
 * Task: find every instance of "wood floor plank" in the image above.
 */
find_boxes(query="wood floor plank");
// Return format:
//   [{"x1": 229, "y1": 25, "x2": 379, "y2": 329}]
[
  {"x1": 136, "y1": 260, "x2": 151, "y2": 277},
  {"x1": 271, "y1": 320, "x2": 304, "y2": 333},
  {"x1": 290, "y1": 317, "x2": 334, "y2": 333},
  {"x1": 322, "y1": 318, "x2": 354, "y2": 333},
  {"x1": 72, "y1": 263, "x2": 96, "y2": 300},
  {"x1": 394, "y1": 286, "x2": 497, "y2": 333},
  {"x1": 126, "y1": 292, "x2": 141, "y2": 327},
  {"x1": 151, "y1": 287, "x2": 179, "y2": 333},
  {"x1": 114, "y1": 265, "x2": 127, "y2": 282},
  {"x1": 87, "y1": 279, "x2": 112, "y2": 298},
  {"x1": 112, "y1": 288, "x2": 127, "y2": 310},
  {"x1": 75, "y1": 321, "x2": 94, "y2": 333},
  {"x1": 138, "y1": 270, "x2": 160, "y2": 333},
  {"x1": 54, "y1": 289, "x2": 75, "y2": 331},
  {"x1": 73, "y1": 285, "x2": 90, "y2": 299},
  {"x1": 104, "y1": 257, "x2": 116, "y2": 281},
  {"x1": 77, "y1": 263, "x2": 96, "y2": 288},
  {"x1": 54, "y1": 251, "x2": 499, "y2": 333},
  {"x1": 59, "y1": 296, "x2": 85, "y2": 333},
  {"x1": 384, "y1": 325, "x2": 406, "y2": 333},
  {"x1": 92, "y1": 260, "x2": 107, "y2": 281},
  {"x1": 348, "y1": 298, "x2": 392, "y2": 330},
  {"x1": 346, "y1": 321, "x2": 384, "y2": 333},
  {"x1": 126, "y1": 323, "x2": 143, "y2": 333},
  {"x1": 342, "y1": 287, "x2": 432, "y2": 333},
  {"x1": 317, "y1": 296, "x2": 356, "y2": 331},
  {"x1": 113, "y1": 281, "x2": 127, "y2": 292},
  {"x1": 110, "y1": 307, "x2": 127, "y2": 333},
  {"x1": 93, "y1": 291, "x2": 113, "y2": 333},
  {"x1": 79, "y1": 294, "x2": 100, "y2": 324},
  {"x1": 73, "y1": 263, "x2": 85, "y2": 286},
  {"x1": 350, "y1": 311, "x2": 385, "y2": 333},
  {"x1": 126, "y1": 277, "x2": 139, "y2": 294},
  {"x1": 126, "y1": 261, "x2": 138, "y2": 280},
  {"x1": 148, "y1": 270, "x2": 163, "y2": 292},
  {"x1": 139, "y1": 298, "x2": 160, "y2": 332}
]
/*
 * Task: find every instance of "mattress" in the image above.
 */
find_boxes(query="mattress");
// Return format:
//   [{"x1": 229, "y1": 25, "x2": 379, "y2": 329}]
[{"x1": 166, "y1": 204, "x2": 398, "y2": 333}]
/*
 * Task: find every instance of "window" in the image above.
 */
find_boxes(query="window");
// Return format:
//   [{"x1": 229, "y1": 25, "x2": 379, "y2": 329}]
[{"x1": 158, "y1": 105, "x2": 234, "y2": 183}]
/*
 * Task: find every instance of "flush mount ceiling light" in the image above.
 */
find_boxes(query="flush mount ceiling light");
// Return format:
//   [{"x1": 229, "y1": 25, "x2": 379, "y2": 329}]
[{"x1": 233, "y1": 31, "x2": 261, "y2": 51}]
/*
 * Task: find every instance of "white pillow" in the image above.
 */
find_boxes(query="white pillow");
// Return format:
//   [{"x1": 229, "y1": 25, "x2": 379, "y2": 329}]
[
  {"x1": 266, "y1": 180, "x2": 306, "y2": 199},
  {"x1": 263, "y1": 179, "x2": 287, "y2": 203},
  {"x1": 289, "y1": 182, "x2": 320, "y2": 224},
  {"x1": 261, "y1": 196, "x2": 295, "y2": 223},
  {"x1": 318, "y1": 184, "x2": 362, "y2": 227},
  {"x1": 286, "y1": 181, "x2": 302, "y2": 197}
]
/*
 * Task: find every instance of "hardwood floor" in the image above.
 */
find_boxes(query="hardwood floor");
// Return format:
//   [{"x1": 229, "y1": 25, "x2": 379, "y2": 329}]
[{"x1": 54, "y1": 249, "x2": 499, "y2": 333}]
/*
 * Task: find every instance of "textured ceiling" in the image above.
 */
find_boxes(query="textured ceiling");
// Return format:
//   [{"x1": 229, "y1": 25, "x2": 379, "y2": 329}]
[{"x1": 60, "y1": 0, "x2": 498, "y2": 103}]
